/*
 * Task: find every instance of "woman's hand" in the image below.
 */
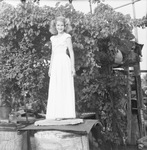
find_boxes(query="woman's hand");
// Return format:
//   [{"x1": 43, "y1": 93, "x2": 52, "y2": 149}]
[
  {"x1": 48, "y1": 69, "x2": 51, "y2": 77},
  {"x1": 71, "y1": 67, "x2": 76, "y2": 76}
]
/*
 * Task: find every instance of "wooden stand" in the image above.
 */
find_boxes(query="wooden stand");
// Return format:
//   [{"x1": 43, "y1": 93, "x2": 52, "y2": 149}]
[
  {"x1": 126, "y1": 64, "x2": 145, "y2": 145},
  {"x1": 0, "y1": 123, "x2": 23, "y2": 150},
  {"x1": 19, "y1": 119, "x2": 101, "y2": 150},
  {"x1": 34, "y1": 131, "x2": 89, "y2": 150}
]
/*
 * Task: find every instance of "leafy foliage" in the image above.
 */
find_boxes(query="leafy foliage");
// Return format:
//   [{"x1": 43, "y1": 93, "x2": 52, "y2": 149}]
[
  {"x1": 133, "y1": 15, "x2": 147, "y2": 28},
  {"x1": 0, "y1": 1, "x2": 135, "y2": 145},
  {"x1": 0, "y1": 1, "x2": 52, "y2": 110}
]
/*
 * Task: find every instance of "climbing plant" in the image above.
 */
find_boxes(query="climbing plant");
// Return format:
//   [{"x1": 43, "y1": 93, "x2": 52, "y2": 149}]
[{"x1": 0, "y1": 1, "x2": 135, "y2": 146}]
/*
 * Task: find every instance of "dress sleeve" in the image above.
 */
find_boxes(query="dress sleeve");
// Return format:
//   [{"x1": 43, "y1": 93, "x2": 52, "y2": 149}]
[
  {"x1": 50, "y1": 36, "x2": 54, "y2": 42},
  {"x1": 65, "y1": 33, "x2": 71, "y2": 39}
]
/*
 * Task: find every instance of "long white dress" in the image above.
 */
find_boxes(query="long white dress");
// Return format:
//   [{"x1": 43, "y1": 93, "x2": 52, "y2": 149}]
[{"x1": 46, "y1": 33, "x2": 76, "y2": 119}]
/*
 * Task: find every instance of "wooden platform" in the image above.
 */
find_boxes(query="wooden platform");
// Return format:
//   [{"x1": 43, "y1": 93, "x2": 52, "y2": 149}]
[
  {"x1": 0, "y1": 123, "x2": 23, "y2": 150},
  {"x1": 19, "y1": 119, "x2": 101, "y2": 150}
]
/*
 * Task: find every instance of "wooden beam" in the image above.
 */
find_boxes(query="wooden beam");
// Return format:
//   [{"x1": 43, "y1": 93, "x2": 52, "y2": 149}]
[
  {"x1": 134, "y1": 65, "x2": 145, "y2": 137},
  {"x1": 114, "y1": 0, "x2": 141, "y2": 10},
  {"x1": 126, "y1": 67, "x2": 132, "y2": 144},
  {"x1": 131, "y1": 0, "x2": 145, "y2": 139},
  {"x1": 129, "y1": 70, "x2": 147, "y2": 73}
]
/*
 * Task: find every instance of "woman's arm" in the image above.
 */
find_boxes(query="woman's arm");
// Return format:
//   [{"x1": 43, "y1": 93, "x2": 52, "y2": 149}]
[
  {"x1": 66, "y1": 37, "x2": 75, "y2": 76},
  {"x1": 48, "y1": 53, "x2": 53, "y2": 77},
  {"x1": 48, "y1": 40, "x2": 53, "y2": 77}
]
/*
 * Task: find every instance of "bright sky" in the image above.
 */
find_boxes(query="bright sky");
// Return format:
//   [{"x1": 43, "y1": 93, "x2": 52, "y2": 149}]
[{"x1": 4, "y1": 0, "x2": 147, "y2": 71}]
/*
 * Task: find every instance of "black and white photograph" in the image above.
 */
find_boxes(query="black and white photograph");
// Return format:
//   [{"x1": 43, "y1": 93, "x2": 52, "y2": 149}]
[{"x1": 0, "y1": 0, "x2": 147, "y2": 149}]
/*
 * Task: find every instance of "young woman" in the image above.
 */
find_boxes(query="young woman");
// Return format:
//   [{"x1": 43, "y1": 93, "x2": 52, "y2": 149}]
[{"x1": 46, "y1": 16, "x2": 76, "y2": 120}]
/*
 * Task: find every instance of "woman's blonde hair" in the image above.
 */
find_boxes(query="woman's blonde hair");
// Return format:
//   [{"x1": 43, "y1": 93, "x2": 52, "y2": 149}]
[{"x1": 49, "y1": 16, "x2": 72, "y2": 35}]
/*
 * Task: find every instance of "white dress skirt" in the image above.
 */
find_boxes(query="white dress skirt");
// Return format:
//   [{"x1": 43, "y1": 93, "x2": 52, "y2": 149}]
[{"x1": 46, "y1": 33, "x2": 76, "y2": 119}]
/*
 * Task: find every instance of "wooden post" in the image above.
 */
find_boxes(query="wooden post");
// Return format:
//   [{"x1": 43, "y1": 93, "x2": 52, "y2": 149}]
[
  {"x1": 89, "y1": 0, "x2": 92, "y2": 14},
  {"x1": 24, "y1": 91, "x2": 29, "y2": 124},
  {"x1": 132, "y1": 0, "x2": 145, "y2": 138},
  {"x1": 134, "y1": 64, "x2": 144, "y2": 137},
  {"x1": 126, "y1": 67, "x2": 132, "y2": 144}
]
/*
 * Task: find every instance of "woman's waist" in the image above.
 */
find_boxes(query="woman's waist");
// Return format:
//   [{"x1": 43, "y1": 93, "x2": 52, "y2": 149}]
[
  {"x1": 52, "y1": 53, "x2": 70, "y2": 59},
  {"x1": 52, "y1": 53, "x2": 70, "y2": 63},
  {"x1": 52, "y1": 51, "x2": 68, "y2": 56}
]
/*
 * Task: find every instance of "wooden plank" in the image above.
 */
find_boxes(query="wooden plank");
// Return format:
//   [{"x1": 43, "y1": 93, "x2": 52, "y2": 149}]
[
  {"x1": 133, "y1": 64, "x2": 145, "y2": 137},
  {"x1": 126, "y1": 67, "x2": 132, "y2": 144},
  {"x1": 135, "y1": 75, "x2": 145, "y2": 137},
  {"x1": 0, "y1": 131, "x2": 22, "y2": 150},
  {"x1": 34, "y1": 131, "x2": 89, "y2": 150}
]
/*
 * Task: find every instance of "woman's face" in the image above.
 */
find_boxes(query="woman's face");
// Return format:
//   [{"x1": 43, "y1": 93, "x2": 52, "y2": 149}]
[{"x1": 56, "y1": 21, "x2": 65, "y2": 34}]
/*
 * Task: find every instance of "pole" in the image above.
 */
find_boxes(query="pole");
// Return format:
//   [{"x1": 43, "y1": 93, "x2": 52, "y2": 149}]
[
  {"x1": 132, "y1": 0, "x2": 144, "y2": 138},
  {"x1": 89, "y1": 0, "x2": 92, "y2": 14},
  {"x1": 114, "y1": 0, "x2": 141, "y2": 10},
  {"x1": 126, "y1": 67, "x2": 133, "y2": 144},
  {"x1": 132, "y1": 0, "x2": 139, "y2": 42}
]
